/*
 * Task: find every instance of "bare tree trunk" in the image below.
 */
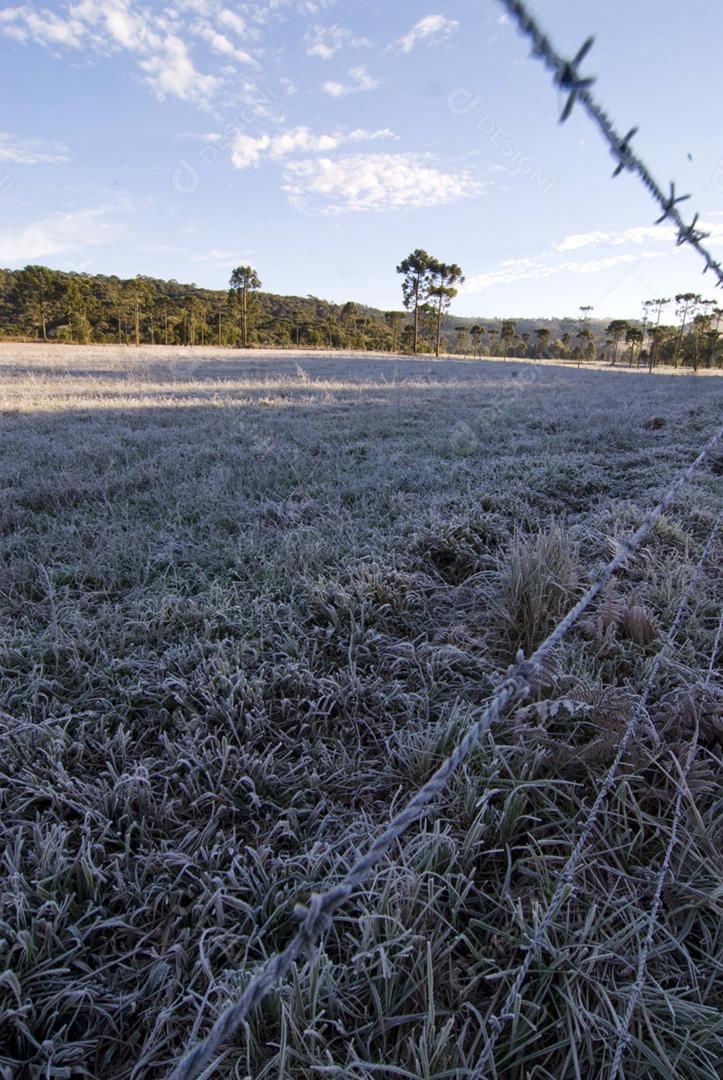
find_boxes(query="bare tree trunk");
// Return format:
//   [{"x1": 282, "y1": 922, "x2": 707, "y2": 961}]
[
  {"x1": 674, "y1": 318, "x2": 688, "y2": 368},
  {"x1": 413, "y1": 285, "x2": 419, "y2": 354}
]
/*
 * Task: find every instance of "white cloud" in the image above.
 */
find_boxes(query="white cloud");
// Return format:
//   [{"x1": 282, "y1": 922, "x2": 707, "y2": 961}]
[
  {"x1": 321, "y1": 66, "x2": 378, "y2": 97},
  {"x1": 0, "y1": 6, "x2": 86, "y2": 47},
  {"x1": 555, "y1": 226, "x2": 677, "y2": 252},
  {"x1": 229, "y1": 125, "x2": 395, "y2": 168},
  {"x1": 0, "y1": 133, "x2": 69, "y2": 165},
  {"x1": 282, "y1": 153, "x2": 485, "y2": 214},
  {"x1": 398, "y1": 14, "x2": 459, "y2": 54},
  {"x1": 0, "y1": 206, "x2": 122, "y2": 264},
  {"x1": 305, "y1": 24, "x2": 370, "y2": 60},
  {"x1": 190, "y1": 247, "x2": 239, "y2": 263},
  {"x1": 465, "y1": 216, "x2": 723, "y2": 293},
  {"x1": 140, "y1": 34, "x2": 221, "y2": 106},
  {"x1": 568, "y1": 252, "x2": 661, "y2": 274},
  {"x1": 0, "y1": 0, "x2": 253, "y2": 108},
  {"x1": 217, "y1": 8, "x2": 246, "y2": 37},
  {"x1": 463, "y1": 250, "x2": 664, "y2": 292},
  {"x1": 555, "y1": 231, "x2": 615, "y2": 252},
  {"x1": 554, "y1": 222, "x2": 723, "y2": 253},
  {"x1": 193, "y1": 20, "x2": 256, "y2": 65},
  {"x1": 229, "y1": 133, "x2": 272, "y2": 168}
]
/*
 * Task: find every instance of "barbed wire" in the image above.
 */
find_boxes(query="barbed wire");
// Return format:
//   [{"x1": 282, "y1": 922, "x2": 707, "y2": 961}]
[
  {"x1": 609, "y1": 602, "x2": 723, "y2": 1077},
  {"x1": 495, "y1": 0, "x2": 723, "y2": 289},
  {"x1": 168, "y1": 425, "x2": 721, "y2": 1080},
  {"x1": 471, "y1": 513, "x2": 721, "y2": 1077}
]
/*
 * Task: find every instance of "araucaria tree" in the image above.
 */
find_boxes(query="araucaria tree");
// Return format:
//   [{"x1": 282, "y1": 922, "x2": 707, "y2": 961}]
[
  {"x1": 673, "y1": 293, "x2": 700, "y2": 368},
  {"x1": 428, "y1": 261, "x2": 465, "y2": 357},
  {"x1": 606, "y1": 320, "x2": 629, "y2": 366},
  {"x1": 229, "y1": 266, "x2": 262, "y2": 348},
  {"x1": 500, "y1": 320, "x2": 517, "y2": 360},
  {"x1": 534, "y1": 327, "x2": 551, "y2": 359},
  {"x1": 396, "y1": 250, "x2": 436, "y2": 354}
]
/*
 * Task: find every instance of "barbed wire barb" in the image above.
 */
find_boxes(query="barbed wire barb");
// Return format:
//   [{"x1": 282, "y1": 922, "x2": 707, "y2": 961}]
[
  {"x1": 612, "y1": 127, "x2": 639, "y2": 177},
  {"x1": 168, "y1": 424, "x2": 721, "y2": 1080},
  {"x1": 655, "y1": 183, "x2": 690, "y2": 224},
  {"x1": 496, "y1": 0, "x2": 723, "y2": 289}
]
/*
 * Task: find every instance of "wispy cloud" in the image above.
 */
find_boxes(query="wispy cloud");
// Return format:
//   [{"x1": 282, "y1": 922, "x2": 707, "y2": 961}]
[
  {"x1": 463, "y1": 217, "x2": 723, "y2": 294},
  {"x1": 555, "y1": 226, "x2": 676, "y2": 252},
  {"x1": 321, "y1": 65, "x2": 379, "y2": 97},
  {"x1": 0, "y1": 0, "x2": 256, "y2": 107},
  {"x1": 305, "y1": 24, "x2": 371, "y2": 60},
  {"x1": 229, "y1": 126, "x2": 396, "y2": 169},
  {"x1": 0, "y1": 205, "x2": 124, "y2": 264},
  {"x1": 282, "y1": 153, "x2": 485, "y2": 214},
  {"x1": 192, "y1": 21, "x2": 257, "y2": 66},
  {"x1": 397, "y1": 14, "x2": 459, "y2": 54},
  {"x1": 190, "y1": 247, "x2": 242, "y2": 264},
  {"x1": 554, "y1": 222, "x2": 723, "y2": 253},
  {"x1": 0, "y1": 133, "x2": 70, "y2": 165},
  {"x1": 140, "y1": 35, "x2": 221, "y2": 105},
  {"x1": 463, "y1": 250, "x2": 664, "y2": 292}
]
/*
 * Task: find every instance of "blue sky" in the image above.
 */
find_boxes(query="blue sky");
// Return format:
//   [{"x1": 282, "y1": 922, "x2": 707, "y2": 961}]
[{"x1": 1, "y1": 0, "x2": 721, "y2": 319}]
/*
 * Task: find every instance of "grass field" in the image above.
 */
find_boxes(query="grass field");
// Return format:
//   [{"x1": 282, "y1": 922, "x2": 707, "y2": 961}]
[{"x1": 0, "y1": 344, "x2": 721, "y2": 1079}]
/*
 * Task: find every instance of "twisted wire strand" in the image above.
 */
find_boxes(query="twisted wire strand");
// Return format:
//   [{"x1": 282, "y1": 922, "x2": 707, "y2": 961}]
[
  {"x1": 472, "y1": 514, "x2": 721, "y2": 1077},
  {"x1": 609, "y1": 599, "x2": 723, "y2": 1078},
  {"x1": 169, "y1": 425, "x2": 721, "y2": 1080},
  {"x1": 496, "y1": 0, "x2": 723, "y2": 288}
]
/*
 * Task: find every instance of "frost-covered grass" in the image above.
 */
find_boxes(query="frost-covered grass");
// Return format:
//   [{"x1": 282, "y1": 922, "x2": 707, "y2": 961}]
[{"x1": 0, "y1": 345, "x2": 721, "y2": 1079}]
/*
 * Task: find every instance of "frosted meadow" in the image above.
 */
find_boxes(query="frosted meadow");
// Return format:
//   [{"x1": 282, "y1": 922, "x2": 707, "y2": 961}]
[{"x1": 0, "y1": 345, "x2": 721, "y2": 1077}]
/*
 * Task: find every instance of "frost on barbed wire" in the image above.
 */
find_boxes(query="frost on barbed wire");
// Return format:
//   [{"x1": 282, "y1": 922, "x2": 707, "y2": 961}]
[{"x1": 495, "y1": 0, "x2": 723, "y2": 289}]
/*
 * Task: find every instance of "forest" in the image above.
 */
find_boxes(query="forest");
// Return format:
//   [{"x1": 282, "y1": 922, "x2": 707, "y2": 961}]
[{"x1": 1, "y1": 261, "x2": 721, "y2": 369}]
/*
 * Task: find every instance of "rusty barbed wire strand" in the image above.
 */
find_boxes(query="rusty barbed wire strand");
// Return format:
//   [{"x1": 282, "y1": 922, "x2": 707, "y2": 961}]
[
  {"x1": 472, "y1": 513, "x2": 721, "y2": 1078},
  {"x1": 168, "y1": 425, "x2": 721, "y2": 1080},
  {"x1": 495, "y1": 0, "x2": 723, "y2": 288}
]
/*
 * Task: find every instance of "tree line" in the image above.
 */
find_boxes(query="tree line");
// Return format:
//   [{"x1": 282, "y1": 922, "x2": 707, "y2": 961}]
[
  {"x1": 0, "y1": 263, "x2": 720, "y2": 369},
  {"x1": 0, "y1": 266, "x2": 400, "y2": 351},
  {"x1": 603, "y1": 295, "x2": 723, "y2": 372}
]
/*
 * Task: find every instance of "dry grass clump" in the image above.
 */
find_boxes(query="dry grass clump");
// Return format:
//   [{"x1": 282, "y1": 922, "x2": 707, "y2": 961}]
[
  {"x1": 0, "y1": 346, "x2": 721, "y2": 1078},
  {"x1": 488, "y1": 524, "x2": 582, "y2": 655}
]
